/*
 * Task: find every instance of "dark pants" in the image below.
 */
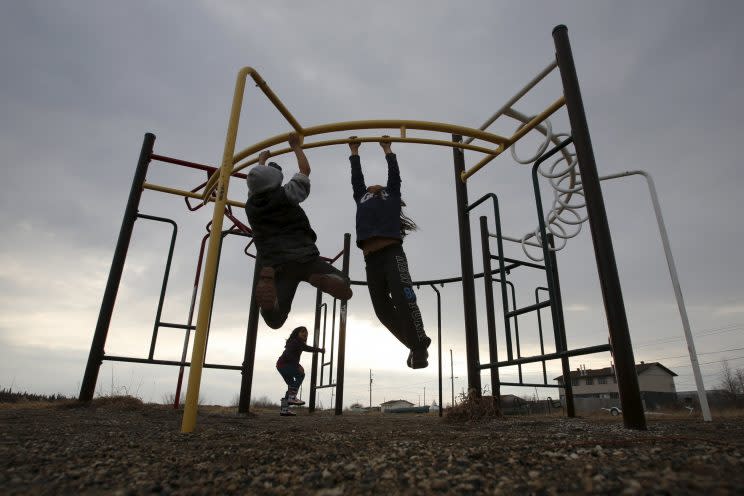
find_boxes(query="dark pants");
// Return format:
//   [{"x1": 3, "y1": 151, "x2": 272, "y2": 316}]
[
  {"x1": 365, "y1": 244, "x2": 427, "y2": 350},
  {"x1": 277, "y1": 363, "x2": 305, "y2": 391},
  {"x1": 260, "y1": 256, "x2": 349, "y2": 329}
]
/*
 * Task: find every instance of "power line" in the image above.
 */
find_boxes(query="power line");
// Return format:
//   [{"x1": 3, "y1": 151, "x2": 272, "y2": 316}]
[
  {"x1": 634, "y1": 324, "x2": 743, "y2": 349},
  {"x1": 653, "y1": 346, "x2": 744, "y2": 361}
]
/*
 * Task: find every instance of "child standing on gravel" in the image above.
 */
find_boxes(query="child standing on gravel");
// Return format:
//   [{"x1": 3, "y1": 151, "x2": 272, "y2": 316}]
[{"x1": 276, "y1": 326, "x2": 324, "y2": 416}]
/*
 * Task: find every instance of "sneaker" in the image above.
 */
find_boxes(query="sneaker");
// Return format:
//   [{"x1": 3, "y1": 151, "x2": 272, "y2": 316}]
[
  {"x1": 287, "y1": 396, "x2": 305, "y2": 406},
  {"x1": 410, "y1": 347, "x2": 429, "y2": 369},
  {"x1": 407, "y1": 337, "x2": 430, "y2": 368},
  {"x1": 280, "y1": 409, "x2": 297, "y2": 417},
  {"x1": 255, "y1": 267, "x2": 278, "y2": 310},
  {"x1": 308, "y1": 273, "x2": 353, "y2": 300}
]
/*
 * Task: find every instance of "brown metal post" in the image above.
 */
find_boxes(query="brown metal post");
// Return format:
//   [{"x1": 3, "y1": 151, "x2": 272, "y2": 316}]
[
  {"x1": 553, "y1": 25, "x2": 645, "y2": 429},
  {"x1": 238, "y1": 259, "x2": 261, "y2": 414},
  {"x1": 479, "y1": 216, "x2": 500, "y2": 404},
  {"x1": 334, "y1": 233, "x2": 352, "y2": 415},
  {"x1": 79, "y1": 133, "x2": 155, "y2": 401},
  {"x1": 308, "y1": 289, "x2": 323, "y2": 413},
  {"x1": 452, "y1": 135, "x2": 482, "y2": 396}
]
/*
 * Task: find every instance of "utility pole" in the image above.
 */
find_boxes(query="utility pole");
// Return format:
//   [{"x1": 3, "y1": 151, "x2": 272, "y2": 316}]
[
  {"x1": 369, "y1": 369, "x2": 373, "y2": 409},
  {"x1": 450, "y1": 349, "x2": 455, "y2": 407},
  {"x1": 424, "y1": 386, "x2": 426, "y2": 406}
]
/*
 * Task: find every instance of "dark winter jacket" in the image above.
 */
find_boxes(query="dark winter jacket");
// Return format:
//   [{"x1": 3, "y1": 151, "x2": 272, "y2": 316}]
[
  {"x1": 276, "y1": 337, "x2": 322, "y2": 368},
  {"x1": 244, "y1": 166, "x2": 319, "y2": 266},
  {"x1": 350, "y1": 153, "x2": 402, "y2": 248}
]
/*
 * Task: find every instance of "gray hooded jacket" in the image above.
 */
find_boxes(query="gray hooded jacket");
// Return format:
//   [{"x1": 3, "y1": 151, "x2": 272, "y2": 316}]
[{"x1": 244, "y1": 165, "x2": 319, "y2": 266}]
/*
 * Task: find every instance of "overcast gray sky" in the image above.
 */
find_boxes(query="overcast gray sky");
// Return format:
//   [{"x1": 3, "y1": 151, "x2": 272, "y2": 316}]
[{"x1": 1, "y1": 1, "x2": 743, "y2": 409}]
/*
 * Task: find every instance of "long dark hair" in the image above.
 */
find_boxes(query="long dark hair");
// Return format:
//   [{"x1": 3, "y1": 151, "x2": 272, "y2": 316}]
[
  {"x1": 286, "y1": 326, "x2": 307, "y2": 344},
  {"x1": 400, "y1": 199, "x2": 418, "y2": 238}
]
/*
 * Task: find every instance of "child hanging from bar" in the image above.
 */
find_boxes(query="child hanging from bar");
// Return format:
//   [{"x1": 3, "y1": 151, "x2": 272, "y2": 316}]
[
  {"x1": 347, "y1": 135, "x2": 431, "y2": 369},
  {"x1": 276, "y1": 325, "x2": 324, "y2": 416},
  {"x1": 245, "y1": 132, "x2": 353, "y2": 329}
]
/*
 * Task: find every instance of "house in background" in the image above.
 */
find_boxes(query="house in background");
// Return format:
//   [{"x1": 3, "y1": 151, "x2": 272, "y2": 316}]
[
  {"x1": 555, "y1": 361, "x2": 678, "y2": 411},
  {"x1": 380, "y1": 399, "x2": 414, "y2": 413}
]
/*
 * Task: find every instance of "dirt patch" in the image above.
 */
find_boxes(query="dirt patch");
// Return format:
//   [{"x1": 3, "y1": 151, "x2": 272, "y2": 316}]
[{"x1": 1, "y1": 403, "x2": 743, "y2": 495}]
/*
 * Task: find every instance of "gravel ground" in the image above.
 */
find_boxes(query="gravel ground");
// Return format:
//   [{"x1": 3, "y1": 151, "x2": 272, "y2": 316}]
[{"x1": 1, "y1": 400, "x2": 743, "y2": 495}]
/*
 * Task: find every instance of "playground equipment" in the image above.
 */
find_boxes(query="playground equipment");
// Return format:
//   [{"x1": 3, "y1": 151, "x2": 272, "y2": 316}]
[{"x1": 79, "y1": 25, "x2": 710, "y2": 433}]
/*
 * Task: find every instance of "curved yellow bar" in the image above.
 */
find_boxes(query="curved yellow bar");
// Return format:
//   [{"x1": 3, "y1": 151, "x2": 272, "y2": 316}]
[
  {"x1": 234, "y1": 119, "x2": 508, "y2": 164},
  {"x1": 232, "y1": 136, "x2": 499, "y2": 172},
  {"x1": 202, "y1": 121, "x2": 511, "y2": 199},
  {"x1": 143, "y1": 182, "x2": 245, "y2": 208}
]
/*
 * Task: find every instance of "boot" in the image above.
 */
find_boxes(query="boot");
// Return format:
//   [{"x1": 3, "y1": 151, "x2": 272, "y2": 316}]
[
  {"x1": 279, "y1": 397, "x2": 296, "y2": 417},
  {"x1": 409, "y1": 336, "x2": 431, "y2": 369},
  {"x1": 308, "y1": 273, "x2": 353, "y2": 300},
  {"x1": 408, "y1": 336, "x2": 431, "y2": 369}
]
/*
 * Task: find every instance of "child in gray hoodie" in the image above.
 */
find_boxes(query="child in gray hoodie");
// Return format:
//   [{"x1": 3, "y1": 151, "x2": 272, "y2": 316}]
[{"x1": 244, "y1": 133, "x2": 352, "y2": 329}]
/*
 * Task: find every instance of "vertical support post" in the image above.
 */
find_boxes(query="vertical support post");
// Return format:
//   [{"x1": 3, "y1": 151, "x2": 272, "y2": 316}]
[
  {"x1": 309, "y1": 289, "x2": 323, "y2": 413},
  {"x1": 182, "y1": 68, "x2": 250, "y2": 433},
  {"x1": 553, "y1": 25, "x2": 646, "y2": 429},
  {"x1": 642, "y1": 172, "x2": 712, "y2": 421},
  {"x1": 450, "y1": 349, "x2": 455, "y2": 407},
  {"x1": 532, "y1": 140, "x2": 575, "y2": 416},
  {"x1": 430, "y1": 285, "x2": 443, "y2": 417},
  {"x1": 79, "y1": 133, "x2": 155, "y2": 401},
  {"x1": 238, "y1": 259, "x2": 261, "y2": 414},
  {"x1": 452, "y1": 135, "x2": 482, "y2": 395},
  {"x1": 479, "y1": 216, "x2": 500, "y2": 405},
  {"x1": 547, "y1": 234, "x2": 575, "y2": 417},
  {"x1": 145, "y1": 216, "x2": 178, "y2": 360},
  {"x1": 334, "y1": 233, "x2": 352, "y2": 415},
  {"x1": 535, "y1": 287, "x2": 549, "y2": 384},
  {"x1": 329, "y1": 300, "x2": 337, "y2": 384}
]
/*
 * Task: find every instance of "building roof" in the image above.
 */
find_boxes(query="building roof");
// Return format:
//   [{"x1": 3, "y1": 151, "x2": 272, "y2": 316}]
[
  {"x1": 553, "y1": 362, "x2": 677, "y2": 382},
  {"x1": 380, "y1": 399, "x2": 414, "y2": 406}
]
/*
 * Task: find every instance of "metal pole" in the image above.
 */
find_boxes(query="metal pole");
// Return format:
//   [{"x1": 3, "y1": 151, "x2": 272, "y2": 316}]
[
  {"x1": 79, "y1": 133, "x2": 155, "y2": 401},
  {"x1": 174, "y1": 232, "x2": 209, "y2": 409},
  {"x1": 535, "y1": 287, "x2": 549, "y2": 384},
  {"x1": 479, "y1": 216, "x2": 500, "y2": 405},
  {"x1": 142, "y1": 215, "x2": 178, "y2": 360},
  {"x1": 238, "y1": 259, "x2": 261, "y2": 414},
  {"x1": 182, "y1": 68, "x2": 249, "y2": 433},
  {"x1": 430, "y1": 285, "x2": 443, "y2": 417},
  {"x1": 547, "y1": 234, "x2": 575, "y2": 417},
  {"x1": 553, "y1": 25, "x2": 645, "y2": 429},
  {"x1": 309, "y1": 289, "x2": 323, "y2": 413},
  {"x1": 334, "y1": 233, "x2": 351, "y2": 415},
  {"x1": 599, "y1": 171, "x2": 712, "y2": 421},
  {"x1": 452, "y1": 135, "x2": 482, "y2": 395},
  {"x1": 450, "y1": 349, "x2": 455, "y2": 407},
  {"x1": 369, "y1": 369, "x2": 373, "y2": 409}
]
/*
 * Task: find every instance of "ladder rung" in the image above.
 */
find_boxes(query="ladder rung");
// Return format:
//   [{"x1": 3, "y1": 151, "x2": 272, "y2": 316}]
[
  {"x1": 506, "y1": 300, "x2": 551, "y2": 318},
  {"x1": 490, "y1": 255, "x2": 545, "y2": 270}
]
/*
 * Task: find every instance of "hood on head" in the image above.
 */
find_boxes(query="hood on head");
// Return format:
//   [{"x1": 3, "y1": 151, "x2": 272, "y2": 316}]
[{"x1": 247, "y1": 165, "x2": 283, "y2": 197}]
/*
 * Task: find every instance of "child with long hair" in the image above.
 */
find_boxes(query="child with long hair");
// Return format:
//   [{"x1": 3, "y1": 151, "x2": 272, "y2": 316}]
[
  {"x1": 276, "y1": 325, "x2": 324, "y2": 416},
  {"x1": 348, "y1": 136, "x2": 431, "y2": 369}
]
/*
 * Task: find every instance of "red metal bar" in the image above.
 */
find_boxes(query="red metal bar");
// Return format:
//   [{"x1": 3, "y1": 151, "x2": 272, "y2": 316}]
[
  {"x1": 150, "y1": 153, "x2": 248, "y2": 179},
  {"x1": 320, "y1": 249, "x2": 344, "y2": 264}
]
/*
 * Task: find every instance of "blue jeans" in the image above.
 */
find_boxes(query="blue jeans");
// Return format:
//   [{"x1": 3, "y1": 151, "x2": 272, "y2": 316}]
[{"x1": 277, "y1": 363, "x2": 305, "y2": 391}]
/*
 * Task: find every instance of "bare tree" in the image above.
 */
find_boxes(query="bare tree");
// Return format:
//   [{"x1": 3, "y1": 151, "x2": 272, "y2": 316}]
[{"x1": 720, "y1": 360, "x2": 741, "y2": 397}]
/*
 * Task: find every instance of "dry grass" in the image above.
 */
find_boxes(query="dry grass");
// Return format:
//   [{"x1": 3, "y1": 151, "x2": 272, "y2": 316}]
[{"x1": 445, "y1": 393, "x2": 502, "y2": 422}]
